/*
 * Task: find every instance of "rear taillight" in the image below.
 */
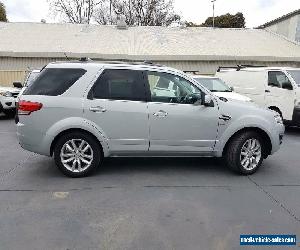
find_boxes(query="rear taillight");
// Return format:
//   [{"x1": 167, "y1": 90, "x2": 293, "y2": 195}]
[{"x1": 18, "y1": 100, "x2": 43, "y2": 115}]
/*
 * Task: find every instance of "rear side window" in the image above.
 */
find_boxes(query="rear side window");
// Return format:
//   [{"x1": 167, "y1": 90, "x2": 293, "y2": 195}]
[
  {"x1": 23, "y1": 68, "x2": 86, "y2": 96},
  {"x1": 91, "y1": 69, "x2": 146, "y2": 101}
]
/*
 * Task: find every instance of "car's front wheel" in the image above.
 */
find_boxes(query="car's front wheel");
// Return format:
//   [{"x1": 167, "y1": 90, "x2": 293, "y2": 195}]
[
  {"x1": 3, "y1": 109, "x2": 16, "y2": 118},
  {"x1": 225, "y1": 131, "x2": 264, "y2": 175},
  {"x1": 54, "y1": 132, "x2": 102, "y2": 177}
]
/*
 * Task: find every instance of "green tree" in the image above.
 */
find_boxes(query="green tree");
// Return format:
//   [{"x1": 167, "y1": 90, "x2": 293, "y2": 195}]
[
  {"x1": 202, "y1": 12, "x2": 245, "y2": 28},
  {"x1": 185, "y1": 21, "x2": 201, "y2": 27},
  {"x1": 0, "y1": 1, "x2": 8, "y2": 22}
]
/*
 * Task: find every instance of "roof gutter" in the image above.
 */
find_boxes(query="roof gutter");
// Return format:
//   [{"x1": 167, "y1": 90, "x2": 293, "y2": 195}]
[{"x1": 1, "y1": 51, "x2": 300, "y2": 62}]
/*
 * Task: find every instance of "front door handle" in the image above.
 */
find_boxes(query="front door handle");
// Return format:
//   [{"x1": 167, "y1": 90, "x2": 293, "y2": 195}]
[
  {"x1": 265, "y1": 90, "x2": 270, "y2": 93},
  {"x1": 153, "y1": 110, "x2": 168, "y2": 117},
  {"x1": 89, "y1": 106, "x2": 107, "y2": 113}
]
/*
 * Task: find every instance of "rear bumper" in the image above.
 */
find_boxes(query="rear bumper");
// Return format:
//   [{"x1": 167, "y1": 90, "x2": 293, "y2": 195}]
[{"x1": 17, "y1": 122, "x2": 53, "y2": 156}]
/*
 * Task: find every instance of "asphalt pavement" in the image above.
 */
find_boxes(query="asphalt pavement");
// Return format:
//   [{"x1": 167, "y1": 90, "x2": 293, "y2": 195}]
[{"x1": 0, "y1": 115, "x2": 299, "y2": 250}]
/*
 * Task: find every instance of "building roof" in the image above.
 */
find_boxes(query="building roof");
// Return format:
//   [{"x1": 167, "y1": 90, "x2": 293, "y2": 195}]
[
  {"x1": 257, "y1": 9, "x2": 300, "y2": 29},
  {"x1": 0, "y1": 22, "x2": 300, "y2": 62}
]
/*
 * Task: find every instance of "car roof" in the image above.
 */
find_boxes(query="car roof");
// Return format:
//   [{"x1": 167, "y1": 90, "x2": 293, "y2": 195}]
[{"x1": 46, "y1": 60, "x2": 184, "y2": 76}]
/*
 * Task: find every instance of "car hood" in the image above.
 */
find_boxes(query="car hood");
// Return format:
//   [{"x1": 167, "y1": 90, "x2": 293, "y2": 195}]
[
  {"x1": 214, "y1": 91, "x2": 251, "y2": 102},
  {"x1": 0, "y1": 86, "x2": 21, "y2": 93}
]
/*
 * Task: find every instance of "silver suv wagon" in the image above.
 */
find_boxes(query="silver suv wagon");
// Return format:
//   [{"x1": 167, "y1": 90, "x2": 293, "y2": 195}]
[{"x1": 16, "y1": 61, "x2": 284, "y2": 177}]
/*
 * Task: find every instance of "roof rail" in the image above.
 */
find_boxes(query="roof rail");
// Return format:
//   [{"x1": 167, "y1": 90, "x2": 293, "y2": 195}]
[
  {"x1": 217, "y1": 65, "x2": 266, "y2": 72},
  {"x1": 238, "y1": 64, "x2": 265, "y2": 68},
  {"x1": 79, "y1": 57, "x2": 92, "y2": 62},
  {"x1": 217, "y1": 66, "x2": 241, "y2": 72},
  {"x1": 183, "y1": 71, "x2": 199, "y2": 74},
  {"x1": 143, "y1": 60, "x2": 164, "y2": 67}
]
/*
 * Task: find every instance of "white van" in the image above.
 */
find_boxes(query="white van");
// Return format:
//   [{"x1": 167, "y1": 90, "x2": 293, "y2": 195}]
[{"x1": 216, "y1": 67, "x2": 300, "y2": 126}]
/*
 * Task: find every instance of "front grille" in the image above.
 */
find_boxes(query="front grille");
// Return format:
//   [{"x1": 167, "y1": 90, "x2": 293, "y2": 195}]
[{"x1": 12, "y1": 93, "x2": 19, "y2": 98}]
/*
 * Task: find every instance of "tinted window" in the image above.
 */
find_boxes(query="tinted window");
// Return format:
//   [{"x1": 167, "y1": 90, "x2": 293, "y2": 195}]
[
  {"x1": 91, "y1": 69, "x2": 146, "y2": 101},
  {"x1": 147, "y1": 71, "x2": 202, "y2": 104},
  {"x1": 23, "y1": 68, "x2": 86, "y2": 96},
  {"x1": 268, "y1": 71, "x2": 292, "y2": 89}
]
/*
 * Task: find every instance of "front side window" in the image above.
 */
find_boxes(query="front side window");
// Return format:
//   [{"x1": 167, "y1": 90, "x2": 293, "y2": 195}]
[
  {"x1": 146, "y1": 71, "x2": 202, "y2": 104},
  {"x1": 91, "y1": 69, "x2": 146, "y2": 101},
  {"x1": 194, "y1": 77, "x2": 231, "y2": 92},
  {"x1": 23, "y1": 68, "x2": 86, "y2": 96},
  {"x1": 287, "y1": 70, "x2": 300, "y2": 87},
  {"x1": 268, "y1": 71, "x2": 293, "y2": 89}
]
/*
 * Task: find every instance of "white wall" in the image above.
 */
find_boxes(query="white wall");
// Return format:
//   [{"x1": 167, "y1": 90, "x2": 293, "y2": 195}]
[{"x1": 265, "y1": 14, "x2": 300, "y2": 43}]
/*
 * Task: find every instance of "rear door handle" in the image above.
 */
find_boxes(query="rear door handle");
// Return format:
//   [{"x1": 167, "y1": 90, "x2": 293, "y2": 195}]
[
  {"x1": 153, "y1": 110, "x2": 168, "y2": 117},
  {"x1": 89, "y1": 106, "x2": 107, "y2": 113}
]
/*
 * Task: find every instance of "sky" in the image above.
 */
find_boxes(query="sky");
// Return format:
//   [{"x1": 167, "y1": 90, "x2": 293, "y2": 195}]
[{"x1": 2, "y1": 0, "x2": 300, "y2": 28}]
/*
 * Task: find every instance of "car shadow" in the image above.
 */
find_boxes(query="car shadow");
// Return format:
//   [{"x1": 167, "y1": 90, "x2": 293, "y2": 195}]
[
  {"x1": 285, "y1": 126, "x2": 300, "y2": 137},
  {"x1": 30, "y1": 156, "x2": 233, "y2": 180},
  {"x1": 96, "y1": 157, "x2": 231, "y2": 176}
]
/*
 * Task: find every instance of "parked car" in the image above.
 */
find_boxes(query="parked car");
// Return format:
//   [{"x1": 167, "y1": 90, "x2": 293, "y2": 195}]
[
  {"x1": 191, "y1": 75, "x2": 252, "y2": 102},
  {"x1": 216, "y1": 66, "x2": 300, "y2": 126},
  {"x1": 16, "y1": 61, "x2": 284, "y2": 177},
  {"x1": 0, "y1": 85, "x2": 21, "y2": 117},
  {"x1": 17, "y1": 69, "x2": 41, "y2": 100}
]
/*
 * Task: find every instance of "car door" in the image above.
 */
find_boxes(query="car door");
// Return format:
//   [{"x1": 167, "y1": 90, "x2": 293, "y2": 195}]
[
  {"x1": 145, "y1": 71, "x2": 220, "y2": 154},
  {"x1": 83, "y1": 68, "x2": 149, "y2": 153},
  {"x1": 266, "y1": 71, "x2": 296, "y2": 120}
]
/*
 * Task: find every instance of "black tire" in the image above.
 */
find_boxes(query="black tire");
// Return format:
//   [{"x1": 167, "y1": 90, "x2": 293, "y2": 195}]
[
  {"x1": 3, "y1": 109, "x2": 16, "y2": 118},
  {"x1": 224, "y1": 131, "x2": 264, "y2": 175},
  {"x1": 54, "y1": 131, "x2": 102, "y2": 177}
]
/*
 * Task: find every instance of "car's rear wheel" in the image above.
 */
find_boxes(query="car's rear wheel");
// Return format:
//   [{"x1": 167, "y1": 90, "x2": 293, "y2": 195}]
[
  {"x1": 225, "y1": 131, "x2": 264, "y2": 175},
  {"x1": 54, "y1": 132, "x2": 102, "y2": 177}
]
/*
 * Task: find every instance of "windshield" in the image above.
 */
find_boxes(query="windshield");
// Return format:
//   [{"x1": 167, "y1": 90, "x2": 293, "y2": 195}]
[
  {"x1": 194, "y1": 77, "x2": 231, "y2": 92},
  {"x1": 287, "y1": 70, "x2": 300, "y2": 86}
]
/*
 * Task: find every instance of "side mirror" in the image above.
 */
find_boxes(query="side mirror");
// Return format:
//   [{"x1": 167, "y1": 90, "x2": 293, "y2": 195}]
[
  {"x1": 282, "y1": 82, "x2": 293, "y2": 90},
  {"x1": 201, "y1": 93, "x2": 214, "y2": 107},
  {"x1": 230, "y1": 86, "x2": 234, "y2": 91},
  {"x1": 13, "y1": 82, "x2": 23, "y2": 88}
]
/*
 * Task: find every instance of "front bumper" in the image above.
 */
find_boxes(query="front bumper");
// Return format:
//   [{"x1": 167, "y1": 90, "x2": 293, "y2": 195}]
[
  {"x1": 270, "y1": 123, "x2": 285, "y2": 155},
  {"x1": 0, "y1": 97, "x2": 17, "y2": 110}
]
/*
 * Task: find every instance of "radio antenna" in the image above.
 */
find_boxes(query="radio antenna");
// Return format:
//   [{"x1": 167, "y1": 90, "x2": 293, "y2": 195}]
[{"x1": 63, "y1": 52, "x2": 70, "y2": 61}]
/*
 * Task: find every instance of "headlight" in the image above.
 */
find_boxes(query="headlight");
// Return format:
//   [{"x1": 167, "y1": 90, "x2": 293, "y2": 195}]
[
  {"x1": 274, "y1": 114, "x2": 283, "y2": 124},
  {"x1": 0, "y1": 91, "x2": 13, "y2": 97}
]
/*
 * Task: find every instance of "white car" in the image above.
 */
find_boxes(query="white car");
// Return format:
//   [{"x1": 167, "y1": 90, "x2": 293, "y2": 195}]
[
  {"x1": 191, "y1": 75, "x2": 252, "y2": 102},
  {"x1": 17, "y1": 69, "x2": 41, "y2": 100},
  {"x1": 0, "y1": 86, "x2": 21, "y2": 116}
]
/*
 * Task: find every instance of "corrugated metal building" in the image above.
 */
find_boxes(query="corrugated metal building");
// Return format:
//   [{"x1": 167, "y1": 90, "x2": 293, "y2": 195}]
[
  {"x1": 258, "y1": 9, "x2": 300, "y2": 43},
  {"x1": 0, "y1": 22, "x2": 300, "y2": 86}
]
